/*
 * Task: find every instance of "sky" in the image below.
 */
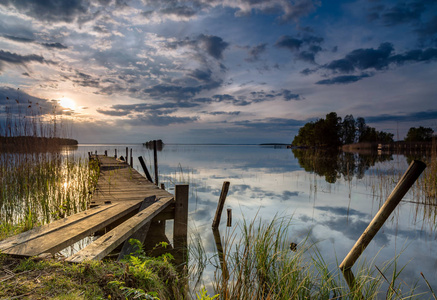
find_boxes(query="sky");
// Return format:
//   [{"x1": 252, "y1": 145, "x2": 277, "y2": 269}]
[{"x1": 0, "y1": 0, "x2": 436, "y2": 144}]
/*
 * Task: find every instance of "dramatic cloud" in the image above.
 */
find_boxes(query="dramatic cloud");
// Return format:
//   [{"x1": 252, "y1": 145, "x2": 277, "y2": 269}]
[
  {"x1": 316, "y1": 74, "x2": 371, "y2": 85},
  {"x1": 0, "y1": 50, "x2": 52, "y2": 72},
  {"x1": 1, "y1": 0, "x2": 91, "y2": 23},
  {"x1": 275, "y1": 34, "x2": 323, "y2": 63}
]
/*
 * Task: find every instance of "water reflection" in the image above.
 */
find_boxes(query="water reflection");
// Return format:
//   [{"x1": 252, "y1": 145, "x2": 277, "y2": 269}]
[
  {"x1": 71, "y1": 144, "x2": 436, "y2": 295},
  {"x1": 292, "y1": 148, "x2": 393, "y2": 183}
]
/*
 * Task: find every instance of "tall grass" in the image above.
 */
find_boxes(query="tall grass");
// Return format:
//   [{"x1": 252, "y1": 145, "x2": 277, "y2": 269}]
[
  {"x1": 0, "y1": 151, "x2": 99, "y2": 238},
  {"x1": 202, "y1": 216, "x2": 431, "y2": 299}
]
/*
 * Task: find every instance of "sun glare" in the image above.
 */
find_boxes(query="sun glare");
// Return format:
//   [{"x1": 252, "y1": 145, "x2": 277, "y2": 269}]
[{"x1": 59, "y1": 97, "x2": 76, "y2": 110}]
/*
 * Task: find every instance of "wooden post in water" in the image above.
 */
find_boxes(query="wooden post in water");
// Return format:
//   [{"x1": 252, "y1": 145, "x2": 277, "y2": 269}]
[
  {"x1": 138, "y1": 156, "x2": 153, "y2": 183},
  {"x1": 227, "y1": 208, "x2": 232, "y2": 227},
  {"x1": 174, "y1": 185, "x2": 189, "y2": 267},
  {"x1": 126, "y1": 147, "x2": 128, "y2": 163},
  {"x1": 340, "y1": 160, "x2": 426, "y2": 272},
  {"x1": 212, "y1": 181, "x2": 230, "y2": 229},
  {"x1": 153, "y1": 140, "x2": 158, "y2": 186},
  {"x1": 114, "y1": 149, "x2": 117, "y2": 158},
  {"x1": 212, "y1": 228, "x2": 229, "y2": 280},
  {"x1": 130, "y1": 148, "x2": 133, "y2": 167},
  {"x1": 104, "y1": 150, "x2": 107, "y2": 156}
]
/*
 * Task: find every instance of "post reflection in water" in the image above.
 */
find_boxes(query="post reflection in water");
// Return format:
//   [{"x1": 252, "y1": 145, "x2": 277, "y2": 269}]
[{"x1": 74, "y1": 144, "x2": 436, "y2": 294}]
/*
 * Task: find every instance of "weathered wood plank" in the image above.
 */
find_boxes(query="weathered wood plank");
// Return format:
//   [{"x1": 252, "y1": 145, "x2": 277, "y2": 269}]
[
  {"x1": 0, "y1": 203, "x2": 118, "y2": 252},
  {"x1": 3, "y1": 201, "x2": 142, "y2": 256},
  {"x1": 117, "y1": 196, "x2": 157, "y2": 260},
  {"x1": 66, "y1": 197, "x2": 174, "y2": 263}
]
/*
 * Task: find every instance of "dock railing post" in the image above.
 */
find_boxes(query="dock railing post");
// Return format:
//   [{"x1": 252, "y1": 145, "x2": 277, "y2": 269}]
[
  {"x1": 130, "y1": 148, "x2": 133, "y2": 167},
  {"x1": 212, "y1": 181, "x2": 230, "y2": 229},
  {"x1": 153, "y1": 140, "x2": 158, "y2": 186},
  {"x1": 339, "y1": 160, "x2": 426, "y2": 272},
  {"x1": 126, "y1": 147, "x2": 128, "y2": 163}
]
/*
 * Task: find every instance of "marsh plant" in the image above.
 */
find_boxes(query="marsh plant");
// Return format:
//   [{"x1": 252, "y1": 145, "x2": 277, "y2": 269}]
[
  {"x1": 0, "y1": 151, "x2": 99, "y2": 239},
  {"x1": 199, "y1": 216, "x2": 434, "y2": 299}
]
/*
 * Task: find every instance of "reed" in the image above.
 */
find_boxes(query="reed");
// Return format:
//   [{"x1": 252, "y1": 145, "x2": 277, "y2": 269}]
[{"x1": 197, "y1": 216, "x2": 431, "y2": 299}]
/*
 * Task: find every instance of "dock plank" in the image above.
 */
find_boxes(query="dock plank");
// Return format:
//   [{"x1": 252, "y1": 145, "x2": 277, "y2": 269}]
[
  {"x1": 3, "y1": 201, "x2": 142, "y2": 256},
  {"x1": 66, "y1": 196, "x2": 174, "y2": 263}
]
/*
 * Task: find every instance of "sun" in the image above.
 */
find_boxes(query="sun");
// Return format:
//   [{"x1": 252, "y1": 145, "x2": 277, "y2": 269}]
[{"x1": 59, "y1": 97, "x2": 76, "y2": 110}]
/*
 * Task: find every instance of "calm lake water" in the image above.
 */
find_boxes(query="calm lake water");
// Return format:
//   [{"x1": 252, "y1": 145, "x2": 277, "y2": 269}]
[{"x1": 72, "y1": 144, "x2": 436, "y2": 293}]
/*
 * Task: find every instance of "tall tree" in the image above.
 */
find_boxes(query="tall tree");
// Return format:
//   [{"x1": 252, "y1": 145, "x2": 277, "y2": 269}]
[
  {"x1": 341, "y1": 114, "x2": 356, "y2": 144},
  {"x1": 404, "y1": 126, "x2": 434, "y2": 142}
]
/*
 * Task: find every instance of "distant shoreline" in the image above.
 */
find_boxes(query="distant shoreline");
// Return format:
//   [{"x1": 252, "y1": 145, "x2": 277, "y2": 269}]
[{"x1": 0, "y1": 136, "x2": 78, "y2": 147}]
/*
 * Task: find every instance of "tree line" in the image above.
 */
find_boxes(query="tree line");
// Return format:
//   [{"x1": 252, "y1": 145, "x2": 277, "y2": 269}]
[{"x1": 292, "y1": 112, "x2": 434, "y2": 148}]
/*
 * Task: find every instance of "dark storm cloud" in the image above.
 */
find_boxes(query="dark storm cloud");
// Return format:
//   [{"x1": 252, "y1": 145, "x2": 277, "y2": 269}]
[
  {"x1": 97, "y1": 101, "x2": 200, "y2": 116},
  {"x1": 160, "y1": 6, "x2": 198, "y2": 17},
  {"x1": 41, "y1": 42, "x2": 68, "y2": 49},
  {"x1": 0, "y1": 87, "x2": 67, "y2": 116},
  {"x1": 124, "y1": 114, "x2": 197, "y2": 126},
  {"x1": 364, "y1": 110, "x2": 437, "y2": 123},
  {"x1": 317, "y1": 43, "x2": 437, "y2": 84},
  {"x1": 245, "y1": 43, "x2": 267, "y2": 62},
  {"x1": 315, "y1": 74, "x2": 371, "y2": 85},
  {"x1": 1, "y1": 34, "x2": 67, "y2": 50},
  {"x1": 325, "y1": 43, "x2": 394, "y2": 73},
  {"x1": 2, "y1": 35, "x2": 34, "y2": 43},
  {"x1": 368, "y1": 0, "x2": 435, "y2": 27},
  {"x1": 275, "y1": 34, "x2": 323, "y2": 63},
  {"x1": 0, "y1": 50, "x2": 53, "y2": 72},
  {"x1": 198, "y1": 34, "x2": 229, "y2": 60},
  {"x1": 1, "y1": 0, "x2": 91, "y2": 23}
]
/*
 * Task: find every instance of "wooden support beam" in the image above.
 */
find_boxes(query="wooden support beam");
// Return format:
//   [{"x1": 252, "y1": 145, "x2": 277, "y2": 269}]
[{"x1": 118, "y1": 196, "x2": 156, "y2": 260}]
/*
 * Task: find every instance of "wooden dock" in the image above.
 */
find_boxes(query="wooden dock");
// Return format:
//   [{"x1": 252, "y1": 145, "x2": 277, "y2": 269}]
[{"x1": 0, "y1": 154, "x2": 188, "y2": 264}]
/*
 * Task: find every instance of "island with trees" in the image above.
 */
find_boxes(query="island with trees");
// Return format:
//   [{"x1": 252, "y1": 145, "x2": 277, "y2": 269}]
[{"x1": 291, "y1": 112, "x2": 434, "y2": 153}]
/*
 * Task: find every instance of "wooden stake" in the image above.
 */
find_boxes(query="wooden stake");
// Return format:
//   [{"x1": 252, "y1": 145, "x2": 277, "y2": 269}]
[
  {"x1": 114, "y1": 149, "x2": 117, "y2": 158},
  {"x1": 153, "y1": 140, "x2": 158, "y2": 186},
  {"x1": 226, "y1": 208, "x2": 232, "y2": 227},
  {"x1": 138, "y1": 156, "x2": 153, "y2": 183},
  {"x1": 340, "y1": 160, "x2": 426, "y2": 271},
  {"x1": 130, "y1": 148, "x2": 133, "y2": 167},
  {"x1": 212, "y1": 181, "x2": 230, "y2": 229},
  {"x1": 126, "y1": 147, "x2": 128, "y2": 163}
]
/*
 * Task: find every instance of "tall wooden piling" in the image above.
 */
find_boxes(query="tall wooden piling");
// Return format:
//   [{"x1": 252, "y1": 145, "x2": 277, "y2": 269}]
[
  {"x1": 340, "y1": 160, "x2": 426, "y2": 271},
  {"x1": 126, "y1": 147, "x2": 128, "y2": 162},
  {"x1": 130, "y1": 148, "x2": 133, "y2": 167},
  {"x1": 212, "y1": 181, "x2": 230, "y2": 229},
  {"x1": 153, "y1": 140, "x2": 158, "y2": 186},
  {"x1": 174, "y1": 185, "x2": 189, "y2": 266}
]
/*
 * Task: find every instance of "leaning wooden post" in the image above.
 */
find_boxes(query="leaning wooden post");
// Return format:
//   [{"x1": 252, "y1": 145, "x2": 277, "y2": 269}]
[
  {"x1": 340, "y1": 160, "x2": 426, "y2": 272},
  {"x1": 153, "y1": 140, "x2": 158, "y2": 186},
  {"x1": 174, "y1": 185, "x2": 189, "y2": 268},
  {"x1": 212, "y1": 181, "x2": 230, "y2": 229},
  {"x1": 138, "y1": 156, "x2": 153, "y2": 183}
]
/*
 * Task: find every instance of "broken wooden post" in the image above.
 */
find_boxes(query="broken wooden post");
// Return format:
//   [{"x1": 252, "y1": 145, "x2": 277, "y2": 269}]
[
  {"x1": 212, "y1": 181, "x2": 230, "y2": 229},
  {"x1": 174, "y1": 185, "x2": 189, "y2": 266},
  {"x1": 104, "y1": 150, "x2": 107, "y2": 156},
  {"x1": 153, "y1": 140, "x2": 158, "y2": 186},
  {"x1": 138, "y1": 156, "x2": 153, "y2": 183},
  {"x1": 340, "y1": 160, "x2": 426, "y2": 272},
  {"x1": 114, "y1": 149, "x2": 117, "y2": 158}
]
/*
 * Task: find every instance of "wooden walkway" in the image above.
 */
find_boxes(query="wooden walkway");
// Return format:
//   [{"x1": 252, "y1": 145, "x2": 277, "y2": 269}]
[{"x1": 0, "y1": 155, "x2": 188, "y2": 264}]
